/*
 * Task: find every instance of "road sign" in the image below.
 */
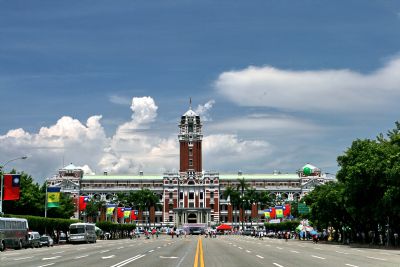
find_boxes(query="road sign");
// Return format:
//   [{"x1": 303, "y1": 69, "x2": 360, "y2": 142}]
[{"x1": 298, "y1": 203, "x2": 309, "y2": 214}]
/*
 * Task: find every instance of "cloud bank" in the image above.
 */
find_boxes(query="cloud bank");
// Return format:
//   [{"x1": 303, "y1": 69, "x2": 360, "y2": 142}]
[
  {"x1": 0, "y1": 97, "x2": 266, "y2": 183},
  {"x1": 215, "y1": 57, "x2": 400, "y2": 113}
]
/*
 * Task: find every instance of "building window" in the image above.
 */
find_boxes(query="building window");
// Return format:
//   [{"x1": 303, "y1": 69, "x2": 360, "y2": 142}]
[
  {"x1": 169, "y1": 192, "x2": 173, "y2": 199},
  {"x1": 169, "y1": 204, "x2": 173, "y2": 210},
  {"x1": 189, "y1": 159, "x2": 193, "y2": 166},
  {"x1": 210, "y1": 192, "x2": 214, "y2": 199},
  {"x1": 189, "y1": 192, "x2": 194, "y2": 199},
  {"x1": 210, "y1": 204, "x2": 214, "y2": 210},
  {"x1": 169, "y1": 216, "x2": 173, "y2": 222},
  {"x1": 200, "y1": 192, "x2": 203, "y2": 199},
  {"x1": 189, "y1": 202, "x2": 194, "y2": 208},
  {"x1": 180, "y1": 202, "x2": 183, "y2": 208},
  {"x1": 189, "y1": 148, "x2": 193, "y2": 156},
  {"x1": 179, "y1": 191, "x2": 183, "y2": 199}
]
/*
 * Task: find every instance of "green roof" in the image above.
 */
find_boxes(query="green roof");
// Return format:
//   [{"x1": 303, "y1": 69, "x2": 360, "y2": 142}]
[
  {"x1": 82, "y1": 173, "x2": 300, "y2": 180},
  {"x1": 82, "y1": 175, "x2": 162, "y2": 180},
  {"x1": 219, "y1": 174, "x2": 299, "y2": 180}
]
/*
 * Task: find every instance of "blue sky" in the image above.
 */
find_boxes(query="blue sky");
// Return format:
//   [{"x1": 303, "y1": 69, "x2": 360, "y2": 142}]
[{"x1": 1, "y1": 0, "x2": 400, "y2": 183}]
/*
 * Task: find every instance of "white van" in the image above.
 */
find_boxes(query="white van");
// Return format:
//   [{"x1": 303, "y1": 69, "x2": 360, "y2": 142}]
[{"x1": 69, "y1": 223, "x2": 96, "y2": 244}]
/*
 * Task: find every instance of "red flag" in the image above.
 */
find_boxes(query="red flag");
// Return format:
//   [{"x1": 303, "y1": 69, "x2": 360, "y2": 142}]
[
  {"x1": 284, "y1": 204, "x2": 291, "y2": 216},
  {"x1": 131, "y1": 210, "x2": 138, "y2": 221},
  {"x1": 3, "y1": 174, "x2": 21, "y2": 200},
  {"x1": 117, "y1": 207, "x2": 125, "y2": 218},
  {"x1": 79, "y1": 196, "x2": 89, "y2": 211},
  {"x1": 270, "y1": 207, "x2": 276, "y2": 219}
]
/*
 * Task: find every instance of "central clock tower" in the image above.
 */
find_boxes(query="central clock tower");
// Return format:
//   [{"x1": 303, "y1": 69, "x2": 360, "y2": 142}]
[{"x1": 179, "y1": 106, "x2": 202, "y2": 172}]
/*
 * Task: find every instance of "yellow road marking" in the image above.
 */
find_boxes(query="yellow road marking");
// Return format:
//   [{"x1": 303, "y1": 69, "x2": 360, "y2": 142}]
[{"x1": 193, "y1": 237, "x2": 205, "y2": 267}]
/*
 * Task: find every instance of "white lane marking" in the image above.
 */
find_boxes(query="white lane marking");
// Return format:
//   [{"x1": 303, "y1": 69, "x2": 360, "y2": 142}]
[
  {"x1": 311, "y1": 255, "x2": 326, "y2": 260},
  {"x1": 5, "y1": 252, "x2": 21, "y2": 256},
  {"x1": 78, "y1": 247, "x2": 87, "y2": 250},
  {"x1": 379, "y1": 252, "x2": 391, "y2": 255},
  {"x1": 129, "y1": 244, "x2": 134, "y2": 247},
  {"x1": 75, "y1": 255, "x2": 89, "y2": 259},
  {"x1": 265, "y1": 244, "x2": 271, "y2": 247},
  {"x1": 290, "y1": 250, "x2": 299, "y2": 253},
  {"x1": 110, "y1": 254, "x2": 145, "y2": 267},
  {"x1": 157, "y1": 246, "x2": 161, "y2": 249},
  {"x1": 246, "y1": 250, "x2": 251, "y2": 253},
  {"x1": 100, "y1": 250, "x2": 110, "y2": 253},
  {"x1": 297, "y1": 244, "x2": 305, "y2": 247},
  {"x1": 345, "y1": 264, "x2": 359, "y2": 267},
  {"x1": 37, "y1": 263, "x2": 55, "y2": 267},
  {"x1": 256, "y1": 255, "x2": 264, "y2": 259},
  {"x1": 273, "y1": 263, "x2": 284, "y2": 267},
  {"x1": 233, "y1": 244, "x2": 237, "y2": 247},
  {"x1": 354, "y1": 249, "x2": 363, "y2": 252},
  {"x1": 276, "y1": 247, "x2": 283, "y2": 250},
  {"x1": 335, "y1": 251, "x2": 349, "y2": 255},
  {"x1": 117, "y1": 247, "x2": 124, "y2": 250},
  {"x1": 238, "y1": 247, "x2": 243, "y2": 249},
  {"x1": 148, "y1": 250, "x2": 154, "y2": 253},
  {"x1": 42, "y1": 256, "x2": 61, "y2": 260},
  {"x1": 14, "y1": 256, "x2": 34, "y2": 261},
  {"x1": 102, "y1": 255, "x2": 115, "y2": 259},
  {"x1": 366, "y1": 256, "x2": 386, "y2": 261},
  {"x1": 314, "y1": 247, "x2": 323, "y2": 250},
  {"x1": 52, "y1": 251, "x2": 64, "y2": 254},
  {"x1": 160, "y1": 256, "x2": 179, "y2": 259}
]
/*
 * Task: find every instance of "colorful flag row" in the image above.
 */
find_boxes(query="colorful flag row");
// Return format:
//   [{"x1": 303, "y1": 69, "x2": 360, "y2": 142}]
[
  {"x1": 264, "y1": 204, "x2": 291, "y2": 219},
  {"x1": 106, "y1": 204, "x2": 138, "y2": 220}
]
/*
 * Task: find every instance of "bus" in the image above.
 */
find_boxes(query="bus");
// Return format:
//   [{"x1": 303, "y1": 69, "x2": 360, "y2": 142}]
[
  {"x1": 69, "y1": 223, "x2": 96, "y2": 243},
  {"x1": 0, "y1": 217, "x2": 29, "y2": 251}
]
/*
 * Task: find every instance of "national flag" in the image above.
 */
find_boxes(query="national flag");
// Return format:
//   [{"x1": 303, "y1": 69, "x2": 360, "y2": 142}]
[
  {"x1": 79, "y1": 196, "x2": 89, "y2": 211},
  {"x1": 117, "y1": 207, "x2": 125, "y2": 218},
  {"x1": 270, "y1": 207, "x2": 276, "y2": 219},
  {"x1": 47, "y1": 187, "x2": 61, "y2": 208},
  {"x1": 275, "y1": 206, "x2": 284, "y2": 218},
  {"x1": 106, "y1": 204, "x2": 116, "y2": 216},
  {"x1": 3, "y1": 174, "x2": 21, "y2": 200},
  {"x1": 131, "y1": 210, "x2": 138, "y2": 221},
  {"x1": 264, "y1": 208, "x2": 271, "y2": 218},
  {"x1": 283, "y1": 204, "x2": 291, "y2": 216},
  {"x1": 124, "y1": 208, "x2": 132, "y2": 219}
]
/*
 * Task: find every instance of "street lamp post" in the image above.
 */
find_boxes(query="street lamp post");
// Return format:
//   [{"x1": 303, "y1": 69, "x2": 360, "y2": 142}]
[{"x1": 0, "y1": 156, "x2": 28, "y2": 215}]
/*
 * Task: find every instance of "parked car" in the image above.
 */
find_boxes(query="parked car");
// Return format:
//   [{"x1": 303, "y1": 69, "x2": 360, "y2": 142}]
[
  {"x1": 58, "y1": 232, "x2": 67, "y2": 244},
  {"x1": 40, "y1": 236, "x2": 54, "y2": 247},
  {"x1": 28, "y1": 231, "x2": 41, "y2": 248}
]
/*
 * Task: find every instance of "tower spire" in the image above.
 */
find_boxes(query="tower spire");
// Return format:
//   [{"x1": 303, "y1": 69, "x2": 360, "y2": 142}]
[{"x1": 189, "y1": 97, "x2": 192, "y2": 109}]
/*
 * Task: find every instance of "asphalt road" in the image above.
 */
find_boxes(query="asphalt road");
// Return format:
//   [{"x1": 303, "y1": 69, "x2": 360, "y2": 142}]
[{"x1": 1, "y1": 235, "x2": 400, "y2": 267}]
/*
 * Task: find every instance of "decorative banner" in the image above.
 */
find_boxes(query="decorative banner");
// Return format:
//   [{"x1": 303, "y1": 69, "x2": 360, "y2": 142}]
[
  {"x1": 3, "y1": 174, "x2": 21, "y2": 200},
  {"x1": 264, "y1": 208, "x2": 271, "y2": 218},
  {"x1": 275, "y1": 206, "x2": 284, "y2": 218},
  {"x1": 47, "y1": 187, "x2": 61, "y2": 208},
  {"x1": 106, "y1": 204, "x2": 116, "y2": 216},
  {"x1": 124, "y1": 208, "x2": 132, "y2": 219},
  {"x1": 79, "y1": 196, "x2": 90, "y2": 211},
  {"x1": 117, "y1": 207, "x2": 125, "y2": 218}
]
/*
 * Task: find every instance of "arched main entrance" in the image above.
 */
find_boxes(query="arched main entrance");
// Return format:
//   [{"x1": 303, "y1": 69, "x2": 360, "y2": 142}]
[{"x1": 188, "y1": 213, "x2": 197, "y2": 223}]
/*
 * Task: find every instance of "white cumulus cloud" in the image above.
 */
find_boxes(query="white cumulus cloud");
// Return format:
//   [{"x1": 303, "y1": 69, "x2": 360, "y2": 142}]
[{"x1": 215, "y1": 57, "x2": 400, "y2": 114}]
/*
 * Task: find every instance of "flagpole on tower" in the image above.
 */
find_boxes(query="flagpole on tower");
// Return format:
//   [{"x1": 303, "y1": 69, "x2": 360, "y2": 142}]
[{"x1": 0, "y1": 156, "x2": 28, "y2": 215}]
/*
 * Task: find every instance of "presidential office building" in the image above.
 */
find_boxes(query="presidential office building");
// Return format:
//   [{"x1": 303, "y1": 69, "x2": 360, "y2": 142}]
[{"x1": 47, "y1": 106, "x2": 334, "y2": 228}]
